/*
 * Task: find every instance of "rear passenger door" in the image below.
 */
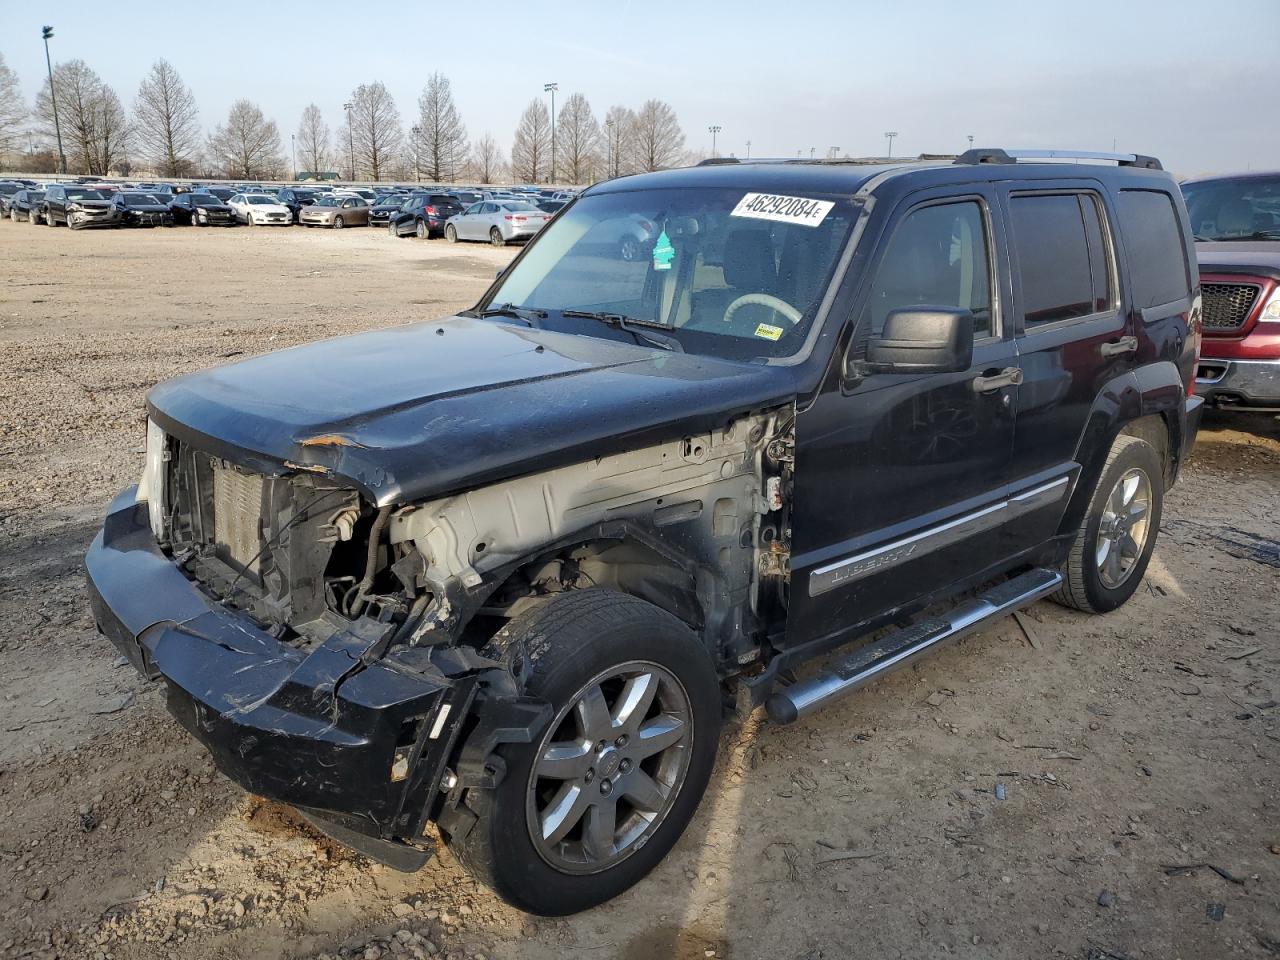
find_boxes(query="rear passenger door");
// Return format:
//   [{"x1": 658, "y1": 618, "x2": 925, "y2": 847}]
[{"x1": 999, "y1": 183, "x2": 1129, "y2": 552}]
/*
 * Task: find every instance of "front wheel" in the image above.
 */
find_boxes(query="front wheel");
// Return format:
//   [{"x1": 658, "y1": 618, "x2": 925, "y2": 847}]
[
  {"x1": 490, "y1": 226, "x2": 506, "y2": 247},
  {"x1": 1053, "y1": 434, "x2": 1164, "y2": 613},
  {"x1": 333, "y1": 215, "x2": 344, "y2": 229},
  {"x1": 444, "y1": 589, "x2": 721, "y2": 916}
]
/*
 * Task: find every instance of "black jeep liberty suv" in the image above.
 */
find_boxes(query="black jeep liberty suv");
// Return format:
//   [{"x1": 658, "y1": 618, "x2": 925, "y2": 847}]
[{"x1": 87, "y1": 148, "x2": 1203, "y2": 915}]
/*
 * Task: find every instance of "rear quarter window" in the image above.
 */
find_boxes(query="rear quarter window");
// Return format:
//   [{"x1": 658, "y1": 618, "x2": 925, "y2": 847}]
[{"x1": 1117, "y1": 189, "x2": 1190, "y2": 309}]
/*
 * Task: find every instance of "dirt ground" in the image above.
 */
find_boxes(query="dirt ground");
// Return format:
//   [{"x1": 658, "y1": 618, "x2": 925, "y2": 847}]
[{"x1": 1, "y1": 221, "x2": 1277, "y2": 960}]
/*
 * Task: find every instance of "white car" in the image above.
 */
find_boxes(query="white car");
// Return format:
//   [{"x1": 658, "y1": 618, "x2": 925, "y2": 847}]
[{"x1": 227, "y1": 193, "x2": 292, "y2": 226}]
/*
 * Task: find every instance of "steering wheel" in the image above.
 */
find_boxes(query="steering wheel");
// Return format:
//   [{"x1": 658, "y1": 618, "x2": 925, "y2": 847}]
[{"x1": 724, "y1": 293, "x2": 803, "y2": 326}]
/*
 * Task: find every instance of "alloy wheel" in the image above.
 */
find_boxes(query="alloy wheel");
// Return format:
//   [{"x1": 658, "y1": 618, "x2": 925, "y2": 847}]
[
  {"x1": 526, "y1": 661, "x2": 693, "y2": 875},
  {"x1": 1096, "y1": 467, "x2": 1152, "y2": 589}
]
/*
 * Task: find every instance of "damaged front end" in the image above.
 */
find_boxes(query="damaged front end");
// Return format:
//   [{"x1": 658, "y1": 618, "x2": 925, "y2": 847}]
[
  {"x1": 86, "y1": 423, "x2": 546, "y2": 869},
  {"x1": 87, "y1": 404, "x2": 790, "y2": 867}
]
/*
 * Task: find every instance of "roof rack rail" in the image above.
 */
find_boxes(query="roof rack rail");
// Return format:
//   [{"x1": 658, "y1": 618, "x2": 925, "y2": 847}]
[{"x1": 954, "y1": 148, "x2": 1162, "y2": 171}]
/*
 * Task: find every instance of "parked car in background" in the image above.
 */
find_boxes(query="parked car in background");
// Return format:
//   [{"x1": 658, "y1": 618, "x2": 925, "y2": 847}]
[
  {"x1": 368, "y1": 195, "x2": 406, "y2": 227},
  {"x1": 446, "y1": 200, "x2": 551, "y2": 245},
  {"x1": 203, "y1": 187, "x2": 236, "y2": 202},
  {"x1": 8, "y1": 189, "x2": 46, "y2": 223},
  {"x1": 228, "y1": 193, "x2": 292, "y2": 226},
  {"x1": 0, "y1": 181, "x2": 23, "y2": 215},
  {"x1": 42, "y1": 184, "x2": 115, "y2": 228},
  {"x1": 1181, "y1": 171, "x2": 1280, "y2": 412},
  {"x1": 168, "y1": 193, "x2": 237, "y2": 226},
  {"x1": 277, "y1": 187, "x2": 320, "y2": 223},
  {"x1": 451, "y1": 190, "x2": 482, "y2": 206},
  {"x1": 388, "y1": 193, "x2": 464, "y2": 238},
  {"x1": 535, "y1": 199, "x2": 567, "y2": 215},
  {"x1": 111, "y1": 192, "x2": 174, "y2": 227},
  {"x1": 299, "y1": 195, "x2": 370, "y2": 228},
  {"x1": 340, "y1": 187, "x2": 378, "y2": 205}
]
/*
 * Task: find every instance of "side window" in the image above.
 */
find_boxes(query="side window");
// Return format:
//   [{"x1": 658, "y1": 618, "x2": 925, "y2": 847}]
[
  {"x1": 1010, "y1": 193, "x2": 1112, "y2": 327},
  {"x1": 1117, "y1": 190, "x2": 1190, "y2": 309},
  {"x1": 862, "y1": 200, "x2": 993, "y2": 338}
]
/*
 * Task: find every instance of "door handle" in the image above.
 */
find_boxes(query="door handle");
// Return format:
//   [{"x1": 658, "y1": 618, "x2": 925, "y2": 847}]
[
  {"x1": 971, "y1": 367, "x2": 1023, "y2": 392},
  {"x1": 1100, "y1": 335, "x2": 1138, "y2": 358}
]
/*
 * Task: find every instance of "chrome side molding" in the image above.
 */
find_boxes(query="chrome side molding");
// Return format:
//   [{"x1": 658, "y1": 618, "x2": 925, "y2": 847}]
[{"x1": 808, "y1": 476, "x2": 1070, "y2": 598}]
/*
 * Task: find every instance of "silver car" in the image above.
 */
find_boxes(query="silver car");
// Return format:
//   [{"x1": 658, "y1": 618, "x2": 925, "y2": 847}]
[
  {"x1": 445, "y1": 200, "x2": 551, "y2": 246},
  {"x1": 299, "y1": 195, "x2": 370, "y2": 228}
]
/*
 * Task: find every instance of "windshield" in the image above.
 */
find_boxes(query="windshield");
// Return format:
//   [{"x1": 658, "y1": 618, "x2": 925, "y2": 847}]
[
  {"x1": 190, "y1": 193, "x2": 219, "y2": 204},
  {"x1": 123, "y1": 193, "x2": 160, "y2": 206},
  {"x1": 66, "y1": 189, "x2": 106, "y2": 200},
  {"x1": 314, "y1": 196, "x2": 340, "y2": 206},
  {"x1": 502, "y1": 201, "x2": 538, "y2": 212},
  {"x1": 486, "y1": 186, "x2": 858, "y2": 360},
  {"x1": 1181, "y1": 175, "x2": 1280, "y2": 241},
  {"x1": 247, "y1": 195, "x2": 275, "y2": 205}
]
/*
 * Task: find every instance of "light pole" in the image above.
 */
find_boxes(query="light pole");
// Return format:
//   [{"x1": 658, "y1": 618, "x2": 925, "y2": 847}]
[
  {"x1": 411, "y1": 125, "x2": 421, "y2": 182},
  {"x1": 967, "y1": 134, "x2": 974, "y2": 151},
  {"x1": 746, "y1": 140, "x2": 751, "y2": 159},
  {"x1": 707, "y1": 125, "x2": 721, "y2": 157},
  {"x1": 343, "y1": 101, "x2": 354, "y2": 180},
  {"x1": 884, "y1": 131, "x2": 898, "y2": 158},
  {"x1": 41, "y1": 26, "x2": 66, "y2": 175},
  {"x1": 604, "y1": 118, "x2": 615, "y2": 178},
  {"x1": 290, "y1": 134, "x2": 296, "y2": 181},
  {"x1": 543, "y1": 82, "x2": 558, "y2": 184},
  {"x1": 809, "y1": 146, "x2": 816, "y2": 160}
]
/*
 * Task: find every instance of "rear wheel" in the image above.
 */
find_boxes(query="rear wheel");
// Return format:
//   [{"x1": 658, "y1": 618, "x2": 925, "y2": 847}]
[
  {"x1": 444, "y1": 589, "x2": 720, "y2": 916},
  {"x1": 490, "y1": 226, "x2": 505, "y2": 247},
  {"x1": 29, "y1": 209, "x2": 39, "y2": 224},
  {"x1": 415, "y1": 219, "x2": 427, "y2": 239},
  {"x1": 1053, "y1": 434, "x2": 1163, "y2": 613},
  {"x1": 46, "y1": 209, "x2": 56, "y2": 226},
  {"x1": 445, "y1": 224, "x2": 457, "y2": 243}
]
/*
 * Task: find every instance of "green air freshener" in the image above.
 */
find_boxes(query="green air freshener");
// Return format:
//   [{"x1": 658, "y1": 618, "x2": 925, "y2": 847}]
[{"x1": 652, "y1": 229, "x2": 675, "y2": 271}]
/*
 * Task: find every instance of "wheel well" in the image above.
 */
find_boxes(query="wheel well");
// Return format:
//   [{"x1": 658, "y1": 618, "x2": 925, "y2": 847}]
[
  {"x1": 479, "y1": 537, "x2": 704, "y2": 637},
  {"x1": 1119, "y1": 414, "x2": 1173, "y2": 486}
]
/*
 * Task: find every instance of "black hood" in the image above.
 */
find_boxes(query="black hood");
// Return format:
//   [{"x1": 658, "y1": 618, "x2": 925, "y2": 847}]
[{"x1": 147, "y1": 317, "x2": 797, "y2": 505}]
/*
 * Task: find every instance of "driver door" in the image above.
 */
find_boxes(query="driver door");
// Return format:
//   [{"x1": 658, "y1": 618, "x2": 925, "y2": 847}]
[{"x1": 786, "y1": 189, "x2": 1020, "y2": 649}]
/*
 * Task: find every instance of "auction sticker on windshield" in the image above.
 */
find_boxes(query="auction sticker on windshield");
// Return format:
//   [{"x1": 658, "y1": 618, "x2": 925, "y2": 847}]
[{"x1": 731, "y1": 193, "x2": 834, "y2": 227}]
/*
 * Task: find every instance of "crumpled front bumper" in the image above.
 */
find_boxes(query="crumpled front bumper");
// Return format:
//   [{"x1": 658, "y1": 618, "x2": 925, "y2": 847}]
[{"x1": 84, "y1": 487, "x2": 476, "y2": 864}]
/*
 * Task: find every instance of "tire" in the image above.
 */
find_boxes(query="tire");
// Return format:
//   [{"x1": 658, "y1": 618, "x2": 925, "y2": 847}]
[
  {"x1": 415, "y1": 219, "x2": 427, "y2": 239},
  {"x1": 387, "y1": 220, "x2": 397, "y2": 236},
  {"x1": 29, "y1": 209, "x2": 38, "y2": 225},
  {"x1": 445, "y1": 588, "x2": 721, "y2": 916},
  {"x1": 8, "y1": 208, "x2": 15, "y2": 222},
  {"x1": 445, "y1": 224, "x2": 457, "y2": 243},
  {"x1": 333, "y1": 215, "x2": 344, "y2": 229},
  {"x1": 1053, "y1": 434, "x2": 1163, "y2": 613},
  {"x1": 46, "y1": 209, "x2": 56, "y2": 226},
  {"x1": 620, "y1": 237, "x2": 641, "y2": 261},
  {"x1": 490, "y1": 226, "x2": 506, "y2": 247}
]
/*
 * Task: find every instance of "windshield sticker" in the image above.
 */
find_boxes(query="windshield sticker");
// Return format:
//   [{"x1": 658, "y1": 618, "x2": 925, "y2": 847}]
[
  {"x1": 731, "y1": 192, "x2": 834, "y2": 228},
  {"x1": 754, "y1": 322, "x2": 784, "y2": 341},
  {"x1": 652, "y1": 229, "x2": 675, "y2": 271}
]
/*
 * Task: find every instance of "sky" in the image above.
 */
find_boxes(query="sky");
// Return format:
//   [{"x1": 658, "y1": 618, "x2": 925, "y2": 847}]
[{"x1": 2, "y1": 0, "x2": 1277, "y2": 176}]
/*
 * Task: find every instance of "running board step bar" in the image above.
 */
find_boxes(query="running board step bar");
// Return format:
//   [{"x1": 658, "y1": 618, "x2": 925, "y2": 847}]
[{"x1": 765, "y1": 567, "x2": 1063, "y2": 724}]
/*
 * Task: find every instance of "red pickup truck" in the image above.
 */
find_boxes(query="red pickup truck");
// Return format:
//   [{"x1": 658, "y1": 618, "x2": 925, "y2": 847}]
[{"x1": 1181, "y1": 172, "x2": 1280, "y2": 412}]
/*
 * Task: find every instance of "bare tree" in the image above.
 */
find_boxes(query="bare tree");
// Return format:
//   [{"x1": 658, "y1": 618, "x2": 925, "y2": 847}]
[
  {"x1": 510, "y1": 99, "x2": 551, "y2": 183},
  {"x1": 207, "y1": 99, "x2": 283, "y2": 179},
  {"x1": 629, "y1": 99, "x2": 685, "y2": 172},
  {"x1": 347, "y1": 82, "x2": 402, "y2": 181},
  {"x1": 34, "y1": 60, "x2": 131, "y2": 175},
  {"x1": 602, "y1": 105, "x2": 635, "y2": 179},
  {"x1": 555, "y1": 92, "x2": 599, "y2": 184},
  {"x1": 0, "y1": 53, "x2": 26, "y2": 166},
  {"x1": 470, "y1": 133, "x2": 505, "y2": 184},
  {"x1": 416, "y1": 73, "x2": 467, "y2": 182},
  {"x1": 133, "y1": 59, "x2": 200, "y2": 177},
  {"x1": 296, "y1": 103, "x2": 330, "y2": 176}
]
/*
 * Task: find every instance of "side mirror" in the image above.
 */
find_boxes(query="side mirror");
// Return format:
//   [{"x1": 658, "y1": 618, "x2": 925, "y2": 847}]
[{"x1": 864, "y1": 307, "x2": 974, "y2": 374}]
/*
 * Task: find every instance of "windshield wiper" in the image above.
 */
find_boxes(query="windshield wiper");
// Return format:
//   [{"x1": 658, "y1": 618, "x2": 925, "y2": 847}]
[
  {"x1": 560, "y1": 310, "x2": 684, "y2": 352},
  {"x1": 476, "y1": 302, "x2": 547, "y2": 327}
]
